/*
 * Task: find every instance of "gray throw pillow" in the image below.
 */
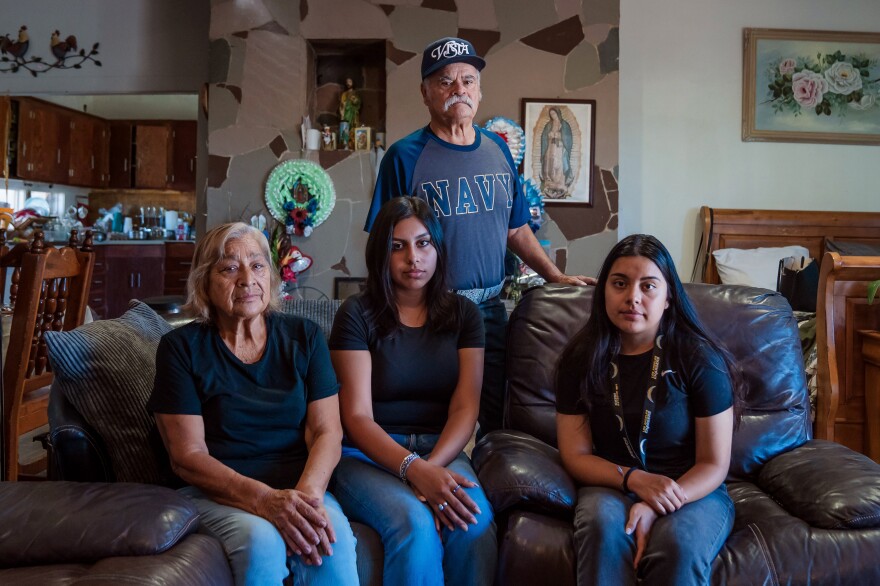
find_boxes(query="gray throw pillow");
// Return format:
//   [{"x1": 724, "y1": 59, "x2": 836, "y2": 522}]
[
  {"x1": 44, "y1": 300, "x2": 173, "y2": 484},
  {"x1": 281, "y1": 298, "x2": 342, "y2": 338}
]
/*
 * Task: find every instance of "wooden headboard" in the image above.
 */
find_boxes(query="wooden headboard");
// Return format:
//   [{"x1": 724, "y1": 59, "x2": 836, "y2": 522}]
[
  {"x1": 699, "y1": 207, "x2": 880, "y2": 284},
  {"x1": 698, "y1": 207, "x2": 880, "y2": 458}
]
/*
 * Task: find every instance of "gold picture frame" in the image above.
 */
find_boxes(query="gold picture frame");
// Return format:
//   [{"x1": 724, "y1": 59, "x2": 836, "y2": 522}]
[
  {"x1": 354, "y1": 126, "x2": 372, "y2": 151},
  {"x1": 742, "y1": 28, "x2": 880, "y2": 146}
]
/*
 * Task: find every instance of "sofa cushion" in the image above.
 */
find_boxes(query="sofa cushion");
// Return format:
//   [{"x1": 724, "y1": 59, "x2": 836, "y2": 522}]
[
  {"x1": 44, "y1": 300, "x2": 172, "y2": 484},
  {"x1": 0, "y1": 482, "x2": 199, "y2": 566},
  {"x1": 759, "y1": 439, "x2": 880, "y2": 529},
  {"x1": 473, "y1": 430, "x2": 576, "y2": 517}
]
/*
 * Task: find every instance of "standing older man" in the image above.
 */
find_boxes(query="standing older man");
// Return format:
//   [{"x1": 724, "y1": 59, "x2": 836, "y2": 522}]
[{"x1": 364, "y1": 37, "x2": 592, "y2": 437}]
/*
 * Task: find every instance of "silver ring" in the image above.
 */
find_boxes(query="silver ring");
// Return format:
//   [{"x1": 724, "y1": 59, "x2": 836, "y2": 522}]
[
  {"x1": 438, "y1": 501, "x2": 448, "y2": 511},
  {"x1": 452, "y1": 484, "x2": 462, "y2": 494}
]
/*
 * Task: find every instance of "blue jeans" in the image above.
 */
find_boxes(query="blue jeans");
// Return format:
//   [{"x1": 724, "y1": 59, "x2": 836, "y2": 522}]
[
  {"x1": 573, "y1": 484, "x2": 734, "y2": 586},
  {"x1": 477, "y1": 297, "x2": 507, "y2": 438},
  {"x1": 179, "y1": 486, "x2": 358, "y2": 586},
  {"x1": 333, "y1": 433, "x2": 497, "y2": 586}
]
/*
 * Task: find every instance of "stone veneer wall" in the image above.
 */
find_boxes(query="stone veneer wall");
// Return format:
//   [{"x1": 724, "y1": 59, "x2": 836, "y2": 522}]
[{"x1": 207, "y1": 0, "x2": 619, "y2": 298}]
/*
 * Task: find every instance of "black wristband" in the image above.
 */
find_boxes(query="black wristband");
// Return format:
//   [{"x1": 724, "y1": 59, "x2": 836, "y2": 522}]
[{"x1": 622, "y1": 466, "x2": 637, "y2": 493}]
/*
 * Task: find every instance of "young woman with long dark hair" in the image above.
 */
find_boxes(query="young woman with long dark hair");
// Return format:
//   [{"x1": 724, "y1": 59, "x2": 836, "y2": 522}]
[
  {"x1": 329, "y1": 196, "x2": 496, "y2": 586},
  {"x1": 556, "y1": 234, "x2": 744, "y2": 585}
]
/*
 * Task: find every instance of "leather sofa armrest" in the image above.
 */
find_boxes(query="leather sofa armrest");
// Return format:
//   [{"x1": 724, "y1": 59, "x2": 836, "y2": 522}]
[
  {"x1": 472, "y1": 430, "x2": 576, "y2": 517},
  {"x1": 48, "y1": 382, "x2": 115, "y2": 482},
  {"x1": 0, "y1": 482, "x2": 199, "y2": 566},
  {"x1": 759, "y1": 439, "x2": 880, "y2": 529}
]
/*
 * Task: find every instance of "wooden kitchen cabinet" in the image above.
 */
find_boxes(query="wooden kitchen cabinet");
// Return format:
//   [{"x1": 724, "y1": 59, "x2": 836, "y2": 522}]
[
  {"x1": 89, "y1": 242, "x2": 196, "y2": 319},
  {"x1": 8, "y1": 98, "x2": 194, "y2": 191},
  {"x1": 108, "y1": 121, "x2": 133, "y2": 189},
  {"x1": 68, "y1": 112, "x2": 110, "y2": 187},
  {"x1": 92, "y1": 119, "x2": 110, "y2": 188},
  {"x1": 17, "y1": 99, "x2": 69, "y2": 184},
  {"x1": 164, "y1": 241, "x2": 195, "y2": 296},
  {"x1": 102, "y1": 244, "x2": 165, "y2": 318},
  {"x1": 134, "y1": 123, "x2": 173, "y2": 189},
  {"x1": 170, "y1": 121, "x2": 197, "y2": 191}
]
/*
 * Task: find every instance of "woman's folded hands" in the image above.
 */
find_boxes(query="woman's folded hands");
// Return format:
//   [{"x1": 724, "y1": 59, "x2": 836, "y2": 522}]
[
  {"x1": 256, "y1": 488, "x2": 336, "y2": 566},
  {"x1": 406, "y1": 458, "x2": 480, "y2": 531}
]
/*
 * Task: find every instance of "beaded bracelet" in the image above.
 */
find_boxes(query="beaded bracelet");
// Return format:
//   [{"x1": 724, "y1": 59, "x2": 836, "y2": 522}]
[{"x1": 399, "y1": 452, "x2": 421, "y2": 484}]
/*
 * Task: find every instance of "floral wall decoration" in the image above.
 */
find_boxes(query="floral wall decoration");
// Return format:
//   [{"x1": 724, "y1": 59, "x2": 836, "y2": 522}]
[
  {"x1": 484, "y1": 116, "x2": 525, "y2": 167},
  {"x1": 264, "y1": 159, "x2": 336, "y2": 238},
  {"x1": 743, "y1": 28, "x2": 880, "y2": 145},
  {"x1": 0, "y1": 25, "x2": 101, "y2": 76}
]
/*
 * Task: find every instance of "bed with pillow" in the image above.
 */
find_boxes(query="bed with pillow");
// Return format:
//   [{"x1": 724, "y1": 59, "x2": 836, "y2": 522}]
[{"x1": 697, "y1": 206, "x2": 880, "y2": 459}]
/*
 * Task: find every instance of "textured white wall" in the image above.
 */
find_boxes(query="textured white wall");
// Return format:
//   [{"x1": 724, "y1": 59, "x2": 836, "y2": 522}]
[
  {"x1": 1, "y1": 0, "x2": 208, "y2": 95},
  {"x1": 619, "y1": 0, "x2": 880, "y2": 279}
]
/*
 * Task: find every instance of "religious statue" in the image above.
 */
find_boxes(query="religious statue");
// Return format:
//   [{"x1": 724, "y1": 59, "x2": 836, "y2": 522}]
[
  {"x1": 321, "y1": 124, "x2": 336, "y2": 150},
  {"x1": 338, "y1": 77, "x2": 362, "y2": 149}
]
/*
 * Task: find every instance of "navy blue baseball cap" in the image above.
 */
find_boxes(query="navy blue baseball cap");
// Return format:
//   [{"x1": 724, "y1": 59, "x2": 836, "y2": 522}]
[{"x1": 421, "y1": 37, "x2": 486, "y2": 79}]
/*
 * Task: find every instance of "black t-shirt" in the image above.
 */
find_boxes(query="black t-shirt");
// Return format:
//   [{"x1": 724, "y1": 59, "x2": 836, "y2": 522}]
[
  {"x1": 148, "y1": 312, "x2": 339, "y2": 489},
  {"x1": 556, "y1": 341, "x2": 733, "y2": 478},
  {"x1": 328, "y1": 293, "x2": 484, "y2": 434}
]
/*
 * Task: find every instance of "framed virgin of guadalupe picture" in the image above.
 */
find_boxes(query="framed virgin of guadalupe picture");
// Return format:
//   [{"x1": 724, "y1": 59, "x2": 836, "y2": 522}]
[{"x1": 521, "y1": 98, "x2": 596, "y2": 205}]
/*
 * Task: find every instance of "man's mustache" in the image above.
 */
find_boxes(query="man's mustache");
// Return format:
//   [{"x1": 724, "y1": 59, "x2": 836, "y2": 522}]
[{"x1": 444, "y1": 94, "x2": 474, "y2": 112}]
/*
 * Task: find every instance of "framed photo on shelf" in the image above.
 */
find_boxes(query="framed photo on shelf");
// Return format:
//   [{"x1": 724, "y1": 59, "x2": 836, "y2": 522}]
[
  {"x1": 333, "y1": 277, "x2": 366, "y2": 300},
  {"x1": 354, "y1": 126, "x2": 372, "y2": 151},
  {"x1": 742, "y1": 28, "x2": 880, "y2": 145},
  {"x1": 521, "y1": 98, "x2": 596, "y2": 205}
]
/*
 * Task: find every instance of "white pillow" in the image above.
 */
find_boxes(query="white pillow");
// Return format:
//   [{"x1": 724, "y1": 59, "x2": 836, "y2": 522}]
[{"x1": 712, "y1": 245, "x2": 810, "y2": 290}]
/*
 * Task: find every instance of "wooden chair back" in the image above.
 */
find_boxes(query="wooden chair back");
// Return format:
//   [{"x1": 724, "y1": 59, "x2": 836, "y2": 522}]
[
  {"x1": 815, "y1": 252, "x2": 880, "y2": 455},
  {"x1": 2, "y1": 230, "x2": 95, "y2": 480}
]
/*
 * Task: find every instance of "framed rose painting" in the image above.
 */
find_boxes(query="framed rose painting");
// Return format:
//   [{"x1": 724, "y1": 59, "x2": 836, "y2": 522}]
[
  {"x1": 742, "y1": 28, "x2": 880, "y2": 145},
  {"x1": 521, "y1": 98, "x2": 596, "y2": 205}
]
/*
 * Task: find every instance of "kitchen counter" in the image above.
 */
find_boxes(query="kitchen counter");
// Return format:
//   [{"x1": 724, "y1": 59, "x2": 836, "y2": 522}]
[{"x1": 40, "y1": 239, "x2": 195, "y2": 246}]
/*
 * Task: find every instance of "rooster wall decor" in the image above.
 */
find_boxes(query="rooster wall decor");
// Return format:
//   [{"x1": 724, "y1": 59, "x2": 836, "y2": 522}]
[{"x1": 0, "y1": 25, "x2": 100, "y2": 77}]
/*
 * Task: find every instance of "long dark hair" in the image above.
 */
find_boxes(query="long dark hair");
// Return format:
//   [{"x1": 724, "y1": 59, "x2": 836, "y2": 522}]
[
  {"x1": 556, "y1": 234, "x2": 744, "y2": 422},
  {"x1": 364, "y1": 196, "x2": 460, "y2": 337}
]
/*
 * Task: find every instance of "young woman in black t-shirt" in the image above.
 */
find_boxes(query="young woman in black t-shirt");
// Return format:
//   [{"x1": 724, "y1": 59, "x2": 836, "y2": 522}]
[
  {"x1": 329, "y1": 196, "x2": 496, "y2": 586},
  {"x1": 555, "y1": 234, "x2": 744, "y2": 585}
]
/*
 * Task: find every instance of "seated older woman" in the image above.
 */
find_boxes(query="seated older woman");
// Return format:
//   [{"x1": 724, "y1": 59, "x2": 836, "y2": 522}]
[{"x1": 148, "y1": 222, "x2": 358, "y2": 586}]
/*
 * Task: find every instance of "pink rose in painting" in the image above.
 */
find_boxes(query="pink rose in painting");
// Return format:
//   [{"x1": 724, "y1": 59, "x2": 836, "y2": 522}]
[
  {"x1": 779, "y1": 58, "x2": 797, "y2": 75},
  {"x1": 792, "y1": 71, "x2": 828, "y2": 108}
]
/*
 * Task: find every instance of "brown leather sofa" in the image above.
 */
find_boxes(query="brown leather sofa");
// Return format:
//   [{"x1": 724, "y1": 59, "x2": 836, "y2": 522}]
[
  {"x1": 473, "y1": 284, "x2": 880, "y2": 585},
  {"x1": 0, "y1": 480, "x2": 233, "y2": 584},
  {"x1": 25, "y1": 300, "x2": 383, "y2": 586},
  {"x1": 42, "y1": 379, "x2": 384, "y2": 586}
]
